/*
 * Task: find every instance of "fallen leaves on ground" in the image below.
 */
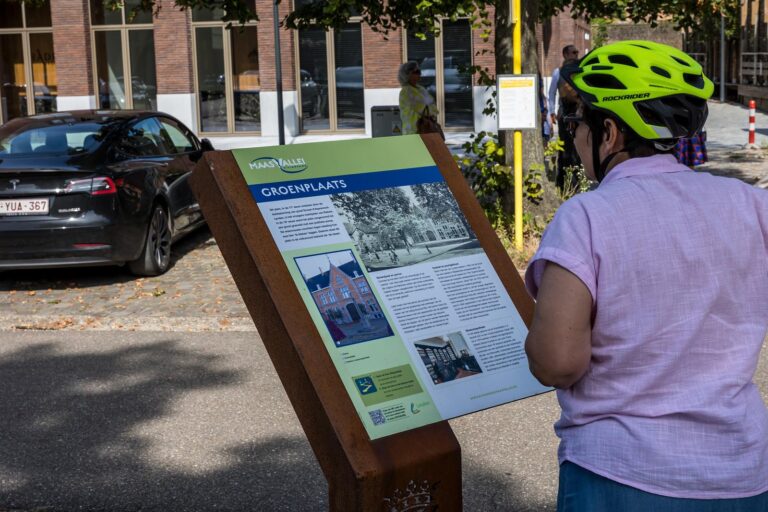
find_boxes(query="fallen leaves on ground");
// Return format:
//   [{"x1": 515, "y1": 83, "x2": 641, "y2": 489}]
[{"x1": 14, "y1": 318, "x2": 75, "y2": 330}]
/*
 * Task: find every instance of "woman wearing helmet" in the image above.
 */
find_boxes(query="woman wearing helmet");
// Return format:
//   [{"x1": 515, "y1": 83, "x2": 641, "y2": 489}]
[{"x1": 523, "y1": 41, "x2": 768, "y2": 511}]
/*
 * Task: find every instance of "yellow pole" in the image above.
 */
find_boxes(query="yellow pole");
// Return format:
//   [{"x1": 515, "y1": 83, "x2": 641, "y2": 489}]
[{"x1": 512, "y1": 0, "x2": 523, "y2": 250}]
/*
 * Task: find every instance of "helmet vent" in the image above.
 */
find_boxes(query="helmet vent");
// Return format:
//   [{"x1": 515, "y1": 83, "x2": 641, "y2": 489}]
[
  {"x1": 583, "y1": 74, "x2": 627, "y2": 90},
  {"x1": 672, "y1": 56, "x2": 691, "y2": 67},
  {"x1": 582, "y1": 57, "x2": 600, "y2": 67},
  {"x1": 660, "y1": 96, "x2": 686, "y2": 109},
  {"x1": 635, "y1": 102, "x2": 673, "y2": 132},
  {"x1": 683, "y1": 73, "x2": 705, "y2": 89},
  {"x1": 651, "y1": 66, "x2": 671, "y2": 78},
  {"x1": 608, "y1": 54, "x2": 638, "y2": 67},
  {"x1": 630, "y1": 43, "x2": 651, "y2": 50},
  {"x1": 673, "y1": 113, "x2": 689, "y2": 127}
]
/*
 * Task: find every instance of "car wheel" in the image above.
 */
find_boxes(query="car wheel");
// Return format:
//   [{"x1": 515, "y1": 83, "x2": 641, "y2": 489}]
[{"x1": 128, "y1": 203, "x2": 172, "y2": 276}]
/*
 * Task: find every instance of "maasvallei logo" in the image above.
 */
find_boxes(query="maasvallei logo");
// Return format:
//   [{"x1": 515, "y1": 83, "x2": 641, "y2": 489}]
[{"x1": 248, "y1": 156, "x2": 309, "y2": 174}]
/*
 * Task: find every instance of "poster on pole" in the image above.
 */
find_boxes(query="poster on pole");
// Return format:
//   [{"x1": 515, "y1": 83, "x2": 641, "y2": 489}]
[
  {"x1": 231, "y1": 136, "x2": 550, "y2": 440},
  {"x1": 497, "y1": 74, "x2": 538, "y2": 130}
]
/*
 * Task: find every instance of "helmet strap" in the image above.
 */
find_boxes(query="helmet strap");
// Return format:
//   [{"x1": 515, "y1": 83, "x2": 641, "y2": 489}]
[
  {"x1": 596, "y1": 151, "x2": 622, "y2": 183},
  {"x1": 590, "y1": 122, "x2": 612, "y2": 183}
]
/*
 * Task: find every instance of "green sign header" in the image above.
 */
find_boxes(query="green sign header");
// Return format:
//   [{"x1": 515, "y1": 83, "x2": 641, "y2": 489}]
[{"x1": 231, "y1": 135, "x2": 436, "y2": 185}]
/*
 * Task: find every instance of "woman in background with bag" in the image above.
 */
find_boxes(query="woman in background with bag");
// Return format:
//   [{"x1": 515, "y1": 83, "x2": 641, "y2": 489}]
[{"x1": 398, "y1": 61, "x2": 444, "y2": 139}]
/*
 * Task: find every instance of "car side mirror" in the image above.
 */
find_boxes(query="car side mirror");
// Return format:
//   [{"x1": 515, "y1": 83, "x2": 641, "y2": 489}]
[{"x1": 200, "y1": 138, "x2": 214, "y2": 152}]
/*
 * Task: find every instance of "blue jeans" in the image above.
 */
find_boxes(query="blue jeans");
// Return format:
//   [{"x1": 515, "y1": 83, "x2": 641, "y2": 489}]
[{"x1": 557, "y1": 461, "x2": 768, "y2": 512}]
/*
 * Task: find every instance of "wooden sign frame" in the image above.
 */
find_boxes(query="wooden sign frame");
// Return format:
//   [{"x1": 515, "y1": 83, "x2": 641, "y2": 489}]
[{"x1": 189, "y1": 134, "x2": 535, "y2": 510}]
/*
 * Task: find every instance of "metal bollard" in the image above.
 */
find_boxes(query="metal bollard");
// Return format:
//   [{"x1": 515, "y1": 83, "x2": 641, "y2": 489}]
[{"x1": 748, "y1": 100, "x2": 756, "y2": 146}]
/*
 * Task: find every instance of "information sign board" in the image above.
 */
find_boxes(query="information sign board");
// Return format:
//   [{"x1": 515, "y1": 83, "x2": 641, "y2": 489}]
[
  {"x1": 497, "y1": 74, "x2": 538, "y2": 130},
  {"x1": 230, "y1": 135, "x2": 550, "y2": 440}
]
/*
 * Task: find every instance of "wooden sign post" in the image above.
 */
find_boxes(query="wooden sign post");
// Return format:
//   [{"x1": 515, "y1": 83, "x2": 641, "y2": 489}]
[{"x1": 189, "y1": 134, "x2": 543, "y2": 510}]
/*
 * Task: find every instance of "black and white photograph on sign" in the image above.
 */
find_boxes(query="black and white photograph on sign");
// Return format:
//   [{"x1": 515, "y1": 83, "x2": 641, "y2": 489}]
[
  {"x1": 414, "y1": 332, "x2": 483, "y2": 385},
  {"x1": 330, "y1": 182, "x2": 481, "y2": 272},
  {"x1": 295, "y1": 250, "x2": 394, "y2": 347}
]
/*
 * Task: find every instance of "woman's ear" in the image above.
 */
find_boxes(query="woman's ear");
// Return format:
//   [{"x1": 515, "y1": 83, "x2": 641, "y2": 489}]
[{"x1": 603, "y1": 118, "x2": 623, "y2": 150}]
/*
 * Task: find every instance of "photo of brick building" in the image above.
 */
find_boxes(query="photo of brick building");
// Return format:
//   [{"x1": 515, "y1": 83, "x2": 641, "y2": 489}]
[
  {"x1": 0, "y1": 0, "x2": 589, "y2": 145},
  {"x1": 295, "y1": 249, "x2": 392, "y2": 347}
]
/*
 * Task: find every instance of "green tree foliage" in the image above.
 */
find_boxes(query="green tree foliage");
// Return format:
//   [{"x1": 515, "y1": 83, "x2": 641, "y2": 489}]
[
  {"x1": 331, "y1": 188, "x2": 413, "y2": 228},
  {"x1": 538, "y1": 0, "x2": 740, "y2": 34},
  {"x1": 411, "y1": 182, "x2": 473, "y2": 236},
  {"x1": 591, "y1": 18, "x2": 611, "y2": 49},
  {"x1": 42, "y1": 0, "x2": 739, "y2": 52}
]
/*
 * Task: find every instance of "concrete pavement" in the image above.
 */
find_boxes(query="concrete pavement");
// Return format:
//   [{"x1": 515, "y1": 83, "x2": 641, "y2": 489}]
[
  {"x1": 703, "y1": 100, "x2": 768, "y2": 149},
  {"x1": 1, "y1": 330, "x2": 766, "y2": 511},
  {"x1": 0, "y1": 330, "x2": 562, "y2": 512}
]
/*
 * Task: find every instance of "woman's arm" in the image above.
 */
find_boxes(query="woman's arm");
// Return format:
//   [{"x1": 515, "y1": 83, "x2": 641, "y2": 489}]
[{"x1": 524, "y1": 261, "x2": 592, "y2": 389}]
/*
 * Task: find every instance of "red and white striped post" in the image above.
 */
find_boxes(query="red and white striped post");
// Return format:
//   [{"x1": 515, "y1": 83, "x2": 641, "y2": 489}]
[{"x1": 748, "y1": 100, "x2": 756, "y2": 146}]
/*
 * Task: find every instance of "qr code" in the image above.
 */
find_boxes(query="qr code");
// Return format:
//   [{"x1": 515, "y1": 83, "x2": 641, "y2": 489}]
[{"x1": 369, "y1": 409, "x2": 386, "y2": 426}]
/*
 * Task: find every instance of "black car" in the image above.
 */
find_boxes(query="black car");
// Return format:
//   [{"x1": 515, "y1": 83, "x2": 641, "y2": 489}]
[{"x1": 0, "y1": 110, "x2": 213, "y2": 275}]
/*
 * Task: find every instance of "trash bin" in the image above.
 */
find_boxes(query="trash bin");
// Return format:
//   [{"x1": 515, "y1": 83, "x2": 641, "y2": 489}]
[{"x1": 371, "y1": 105, "x2": 402, "y2": 138}]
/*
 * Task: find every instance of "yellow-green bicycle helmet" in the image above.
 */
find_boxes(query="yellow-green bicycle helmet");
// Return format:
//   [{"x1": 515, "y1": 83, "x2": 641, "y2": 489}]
[{"x1": 560, "y1": 40, "x2": 714, "y2": 141}]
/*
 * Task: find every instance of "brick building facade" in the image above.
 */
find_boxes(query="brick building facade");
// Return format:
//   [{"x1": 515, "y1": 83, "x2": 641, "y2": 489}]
[
  {"x1": 538, "y1": 6, "x2": 592, "y2": 76},
  {"x1": 0, "y1": 0, "x2": 589, "y2": 144}
]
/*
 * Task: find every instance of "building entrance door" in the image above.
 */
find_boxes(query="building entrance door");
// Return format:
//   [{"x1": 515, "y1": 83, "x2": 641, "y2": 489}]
[{"x1": 346, "y1": 303, "x2": 361, "y2": 322}]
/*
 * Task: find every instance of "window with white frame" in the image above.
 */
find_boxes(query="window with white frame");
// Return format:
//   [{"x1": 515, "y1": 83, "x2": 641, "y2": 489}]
[
  {"x1": 405, "y1": 19, "x2": 473, "y2": 129},
  {"x1": 90, "y1": 0, "x2": 156, "y2": 111},
  {"x1": 0, "y1": 0, "x2": 56, "y2": 122},
  {"x1": 296, "y1": 13, "x2": 364, "y2": 132},
  {"x1": 192, "y1": 2, "x2": 260, "y2": 134}
]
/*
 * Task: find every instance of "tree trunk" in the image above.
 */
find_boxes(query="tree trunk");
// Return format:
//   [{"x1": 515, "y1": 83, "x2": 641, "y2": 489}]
[{"x1": 495, "y1": 0, "x2": 544, "y2": 215}]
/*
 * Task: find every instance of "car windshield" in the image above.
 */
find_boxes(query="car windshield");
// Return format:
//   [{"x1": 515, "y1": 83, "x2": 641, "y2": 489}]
[
  {"x1": 0, "y1": 118, "x2": 114, "y2": 157},
  {"x1": 335, "y1": 66, "x2": 363, "y2": 84}
]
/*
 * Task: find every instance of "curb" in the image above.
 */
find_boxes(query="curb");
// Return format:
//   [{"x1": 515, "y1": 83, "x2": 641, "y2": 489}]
[{"x1": 0, "y1": 315, "x2": 258, "y2": 332}]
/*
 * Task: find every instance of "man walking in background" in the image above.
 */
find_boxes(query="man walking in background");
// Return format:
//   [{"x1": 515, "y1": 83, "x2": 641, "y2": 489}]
[{"x1": 548, "y1": 45, "x2": 582, "y2": 190}]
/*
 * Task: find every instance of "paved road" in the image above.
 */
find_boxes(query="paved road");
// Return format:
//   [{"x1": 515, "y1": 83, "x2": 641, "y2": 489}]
[
  {"x1": 703, "y1": 100, "x2": 768, "y2": 149},
  {"x1": 0, "y1": 330, "x2": 561, "y2": 512},
  {"x1": 2, "y1": 330, "x2": 765, "y2": 512}
]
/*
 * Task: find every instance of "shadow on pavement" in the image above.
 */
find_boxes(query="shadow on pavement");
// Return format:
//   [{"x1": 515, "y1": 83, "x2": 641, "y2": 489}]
[
  {"x1": 698, "y1": 161, "x2": 762, "y2": 185},
  {"x1": 169, "y1": 225, "x2": 216, "y2": 263},
  {"x1": 0, "y1": 337, "x2": 541, "y2": 511},
  {"x1": 0, "y1": 227, "x2": 215, "y2": 292},
  {"x1": 0, "y1": 340, "x2": 327, "y2": 512}
]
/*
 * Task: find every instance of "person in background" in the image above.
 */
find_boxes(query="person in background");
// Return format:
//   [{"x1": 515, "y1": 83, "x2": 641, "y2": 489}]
[
  {"x1": 549, "y1": 45, "x2": 582, "y2": 190},
  {"x1": 538, "y1": 72, "x2": 551, "y2": 144},
  {"x1": 398, "y1": 61, "x2": 438, "y2": 135},
  {"x1": 524, "y1": 40, "x2": 768, "y2": 511},
  {"x1": 548, "y1": 45, "x2": 580, "y2": 128}
]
